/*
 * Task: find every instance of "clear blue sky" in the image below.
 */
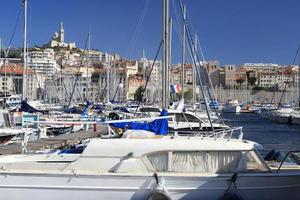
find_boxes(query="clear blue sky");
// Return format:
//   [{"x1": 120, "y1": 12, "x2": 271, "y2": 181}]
[{"x1": 1, "y1": 0, "x2": 300, "y2": 66}]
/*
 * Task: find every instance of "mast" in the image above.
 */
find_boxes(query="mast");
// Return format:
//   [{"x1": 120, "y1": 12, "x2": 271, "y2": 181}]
[
  {"x1": 86, "y1": 33, "x2": 91, "y2": 100},
  {"x1": 22, "y1": 0, "x2": 28, "y2": 99},
  {"x1": 181, "y1": 5, "x2": 186, "y2": 100},
  {"x1": 162, "y1": 0, "x2": 169, "y2": 109},
  {"x1": 106, "y1": 58, "x2": 110, "y2": 103},
  {"x1": 298, "y1": 58, "x2": 300, "y2": 107},
  {"x1": 192, "y1": 34, "x2": 197, "y2": 106},
  {"x1": 169, "y1": 17, "x2": 172, "y2": 89}
]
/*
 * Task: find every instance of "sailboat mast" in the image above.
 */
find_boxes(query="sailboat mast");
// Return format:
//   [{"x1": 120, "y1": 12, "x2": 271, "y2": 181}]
[
  {"x1": 181, "y1": 5, "x2": 186, "y2": 100},
  {"x1": 86, "y1": 33, "x2": 91, "y2": 100},
  {"x1": 106, "y1": 58, "x2": 110, "y2": 103},
  {"x1": 298, "y1": 59, "x2": 300, "y2": 107},
  {"x1": 22, "y1": 0, "x2": 28, "y2": 99},
  {"x1": 192, "y1": 34, "x2": 197, "y2": 106},
  {"x1": 162, "y1": 0, "x2": 169, "y2": 109}
]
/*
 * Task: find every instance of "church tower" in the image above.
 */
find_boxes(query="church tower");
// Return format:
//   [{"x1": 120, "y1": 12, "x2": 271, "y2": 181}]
[{"x1": 59, "y1": 22, "x2": 64, "y2": 43}]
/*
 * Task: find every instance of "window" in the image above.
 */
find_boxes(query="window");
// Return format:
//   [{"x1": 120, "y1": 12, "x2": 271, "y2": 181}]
[
  {"x1": 145, "y1": 151, "x2": 243, "y2": 173},
  {"x1": 241, "y1": 151, "x2": 269, "y2": 172},
  {"x1": 147, "y1": 152, "x2": 168, "y2": 172},
  {"x1": 171, "y1": 151, "x2": 242, "y2": 173},
  {"x1": 173, "y1": 113, "x2": 200, "y2": 123}
]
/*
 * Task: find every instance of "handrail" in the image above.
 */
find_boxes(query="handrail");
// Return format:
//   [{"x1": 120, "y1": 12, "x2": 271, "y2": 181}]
[
  {"x1": 172, "y1": 127, "x2": 243, "y2": 141},
  {"x1": 276, "y1": 150, "x2": 300, "y2": 173},
  {"x1": 209, "y1": 127, "x2": 243, "y2": 140},
  {"x1": 23, "y1": 115, "x2": 175, "y2": 125}
]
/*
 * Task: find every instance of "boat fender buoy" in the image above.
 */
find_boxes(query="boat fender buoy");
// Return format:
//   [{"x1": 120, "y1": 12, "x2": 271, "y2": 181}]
[
  {"x1": 145, "y1": 190, "x2": 171, "y2": 200},
  {"x1": 219, "y1": 173, "x2": 244, "y2": 200},
  {"x1": 145, "y1": 173, "x2": 172, "y2": 200},
  {"x1": 288, "y1": 116, "x2": 293, "y2": 124}
]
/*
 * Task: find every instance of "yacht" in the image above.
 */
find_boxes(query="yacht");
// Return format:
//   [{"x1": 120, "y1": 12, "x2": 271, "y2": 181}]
[
  {"x1": 222, "y1": 100, "x2": 241, "y2": 113},
  {"x1": 260, "y1": 107, "x2": 299, "y2": 124},
  {"x1": 132, "y1": 107, "x2": 229, "y2": 132},
  {"x1": 5, "y1": 95, "x2": 22, "y2": 111},
  {"x1": 0, "y1": 130, "x2": 299, "y2": 199}
]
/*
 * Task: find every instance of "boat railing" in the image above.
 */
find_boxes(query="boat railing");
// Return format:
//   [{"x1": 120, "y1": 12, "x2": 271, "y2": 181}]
[
  {"x1": 207, "y1": 127, "x2": 244, "y2": 140},
  {"x1": 27, "y1": 115, "x2": 176, "y2": 138}
]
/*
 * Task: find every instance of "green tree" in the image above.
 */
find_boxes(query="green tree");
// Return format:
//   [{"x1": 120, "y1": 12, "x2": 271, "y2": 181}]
[
  {"x1": 134, "y1": 86, "x2": 144, "y2": 101},
  {"x1": 248, "y1": 77, "x2": 257, "y2": 86},
  {"x1": 236, "y1": 77, "x2": 245, "y2": 89},
  {"x1": 183, "y1": 88, "x2": 193, "y2": 101}
]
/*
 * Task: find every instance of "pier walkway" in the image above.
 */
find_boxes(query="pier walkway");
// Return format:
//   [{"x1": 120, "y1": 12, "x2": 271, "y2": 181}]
[{"x1": 0, "y1": 126, "x2": 107, "y2": 155}]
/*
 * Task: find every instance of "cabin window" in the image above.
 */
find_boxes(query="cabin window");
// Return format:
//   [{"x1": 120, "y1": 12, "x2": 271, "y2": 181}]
[
  {"x1": 184, "y1": 114, "x2": 201, "y2": 123},
  {"x1": 171, "y1": 151, "x2": 242, "y2": 173},
  {"x1": 147, "y1": 152, "x2": 168, "y2": 172},
  {"x1": 238, "y1": 151, "x2": 269, "y2": 172},
  {"x1": 174, "y1": 113, "x2": 200, "y2": 123},
  {"x1": 145, "y1": 151, "x2": 242, "y2": 173}
]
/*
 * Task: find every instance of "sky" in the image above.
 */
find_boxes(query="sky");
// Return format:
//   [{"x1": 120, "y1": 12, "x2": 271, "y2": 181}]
[{"x1": 1, "y1": 0, "x2": 300, "y2": 66}]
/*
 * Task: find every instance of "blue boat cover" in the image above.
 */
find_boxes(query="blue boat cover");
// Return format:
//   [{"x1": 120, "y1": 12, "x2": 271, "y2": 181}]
[
  {"x1": 209, "y1": 100, "x2": 219, "y2": 109},
  {"x1": 113, "y1": 107, "x2": 130, "y2": 113},
  {"x1": 64, "y1": 107, "x2": 82, "y2": 114},
  {"x1": 82, "y1": 100, "x2": 93, "y2": 114},
  {"x1": 20, "y1": 101, "x2": 48, "y2": 114},
  {"x1": 110, "y1": 109, "x2": 168, "y2": 135}
]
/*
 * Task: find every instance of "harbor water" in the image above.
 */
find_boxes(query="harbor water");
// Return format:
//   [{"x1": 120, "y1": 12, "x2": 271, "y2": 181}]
[{"x1": 223, "y1": 113, "x2": 300, "y2": 153}]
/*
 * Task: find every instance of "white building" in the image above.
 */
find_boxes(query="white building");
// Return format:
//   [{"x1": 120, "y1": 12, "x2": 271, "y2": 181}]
[{"x1": 27, "y1": 48, "x2": 60, "y2": 75}]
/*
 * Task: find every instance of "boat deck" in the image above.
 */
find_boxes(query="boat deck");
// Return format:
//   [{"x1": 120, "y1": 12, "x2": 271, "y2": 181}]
[{"x1": 0, "y1": 125, "x2": 107, "y2": 155}]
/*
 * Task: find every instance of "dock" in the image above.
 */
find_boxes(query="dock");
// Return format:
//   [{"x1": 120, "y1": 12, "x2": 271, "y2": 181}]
[{"x1": 0, "y1": 126, "x2": 107, "y2": 155}]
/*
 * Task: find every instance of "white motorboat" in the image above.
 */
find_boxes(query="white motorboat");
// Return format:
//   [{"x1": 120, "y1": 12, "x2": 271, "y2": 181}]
[
  {"x1": 136, "y1": 107, "x2": 229, "y2": 132},
  {"x1": 167, "y1": 109, "x2": 229, "y2": 132},
  {"x1": 0, "y1": 129, "x2": 299, "y2": 200},
  {"x1": 222, "y1": 100, "x2": 241, "y2": 113},
  {"x1": 260, "y1": 108, "x2": 299, "y2": 124},
  {"x1": 0, "y1": 128, "x2": 23, "y2": 145},
  {"x1": 5, "y1": 95, "x2": 22, "y2": 111}
]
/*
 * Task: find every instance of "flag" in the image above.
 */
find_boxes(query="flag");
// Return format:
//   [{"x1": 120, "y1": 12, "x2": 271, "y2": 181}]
[{"x1": 170, "y1": 84, "x2": 182, "y2": 93}]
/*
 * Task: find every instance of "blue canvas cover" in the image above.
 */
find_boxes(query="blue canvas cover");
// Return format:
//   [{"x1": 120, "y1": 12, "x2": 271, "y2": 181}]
[
  {"x1": 113, "y1": 107, "x2": 130, "y2": 113},
  {"x1": 64, "y1": 107, "x2": 82, "y2": 114},
  {"x1": 20, "y1": 101, "x2": 48, "y2": 114},
  {"x1": 110, "y1": 109, "x2": 168, "y2": 135},
  {"x1": 82, "y1": 100, "x2": 93, "y2": 114}
]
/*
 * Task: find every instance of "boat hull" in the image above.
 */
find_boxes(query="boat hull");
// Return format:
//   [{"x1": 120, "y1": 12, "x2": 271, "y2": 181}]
[
  {"x1": 222, "y1": 105, "x2": 241, "y2": 113},
  {"x1": 1, "y1": 172, "x2": 300, "y2": 200}
]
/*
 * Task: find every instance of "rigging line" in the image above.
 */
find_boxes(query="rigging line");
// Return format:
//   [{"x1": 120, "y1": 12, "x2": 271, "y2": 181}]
[
  {"x1": 171, "y1": 0, "x2": 182, "y2": 40},
  {"x1": 112, "y1": 73, "x2": 124, "y2": 102},
  {"x1": 95, "y1": 70, "x2": 107, "y2": 103},
  {"x1": 196, "y1": 34, "x2": 206, "y2": 62},
  {"x1": 67, "y1": 33, "x2": 89, "y2": 108},
  {"x1": 125, "y1": 0, "x2": 150, "y2": 58},
  {"x1": 278, "y1": 44, "x2": 300, "y2": 107},
  {"x1": 178, "y1": 0, "x2": 214, "y2": 130},
  {"x1": 177, "y1": 1, "x2": 214, "y2": 101},
  {"x1": 0, "y1": 6, "x2": 22, "y2": 73},
  {"x1": 134, "y1": 39, "x2": 163, "y2": 115}
]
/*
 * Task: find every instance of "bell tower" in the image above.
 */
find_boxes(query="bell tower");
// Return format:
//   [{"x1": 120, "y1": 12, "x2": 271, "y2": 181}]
[{"x1": 59, "y1": 22, "x2": 64, "y2": 43}]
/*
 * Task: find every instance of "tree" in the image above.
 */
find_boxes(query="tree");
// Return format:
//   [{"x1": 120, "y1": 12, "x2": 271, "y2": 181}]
[
  {"x1": 235, "y1": 77, "x2": 245, "y2": 89},
  {"x1": 134, "y1": 86, "x2": 144, "y2": 101},
  {"x1": 183, "y1": 88, "x2": 193, "y2": 101},
  {"x1": 248, "y1": 77, "x2": 257, "y2": 86}
]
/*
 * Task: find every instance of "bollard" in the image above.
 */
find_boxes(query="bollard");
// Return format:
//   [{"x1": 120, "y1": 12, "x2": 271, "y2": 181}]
[{"x1": 93, "y1": 123, "x2": 97, "y2": 132}]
